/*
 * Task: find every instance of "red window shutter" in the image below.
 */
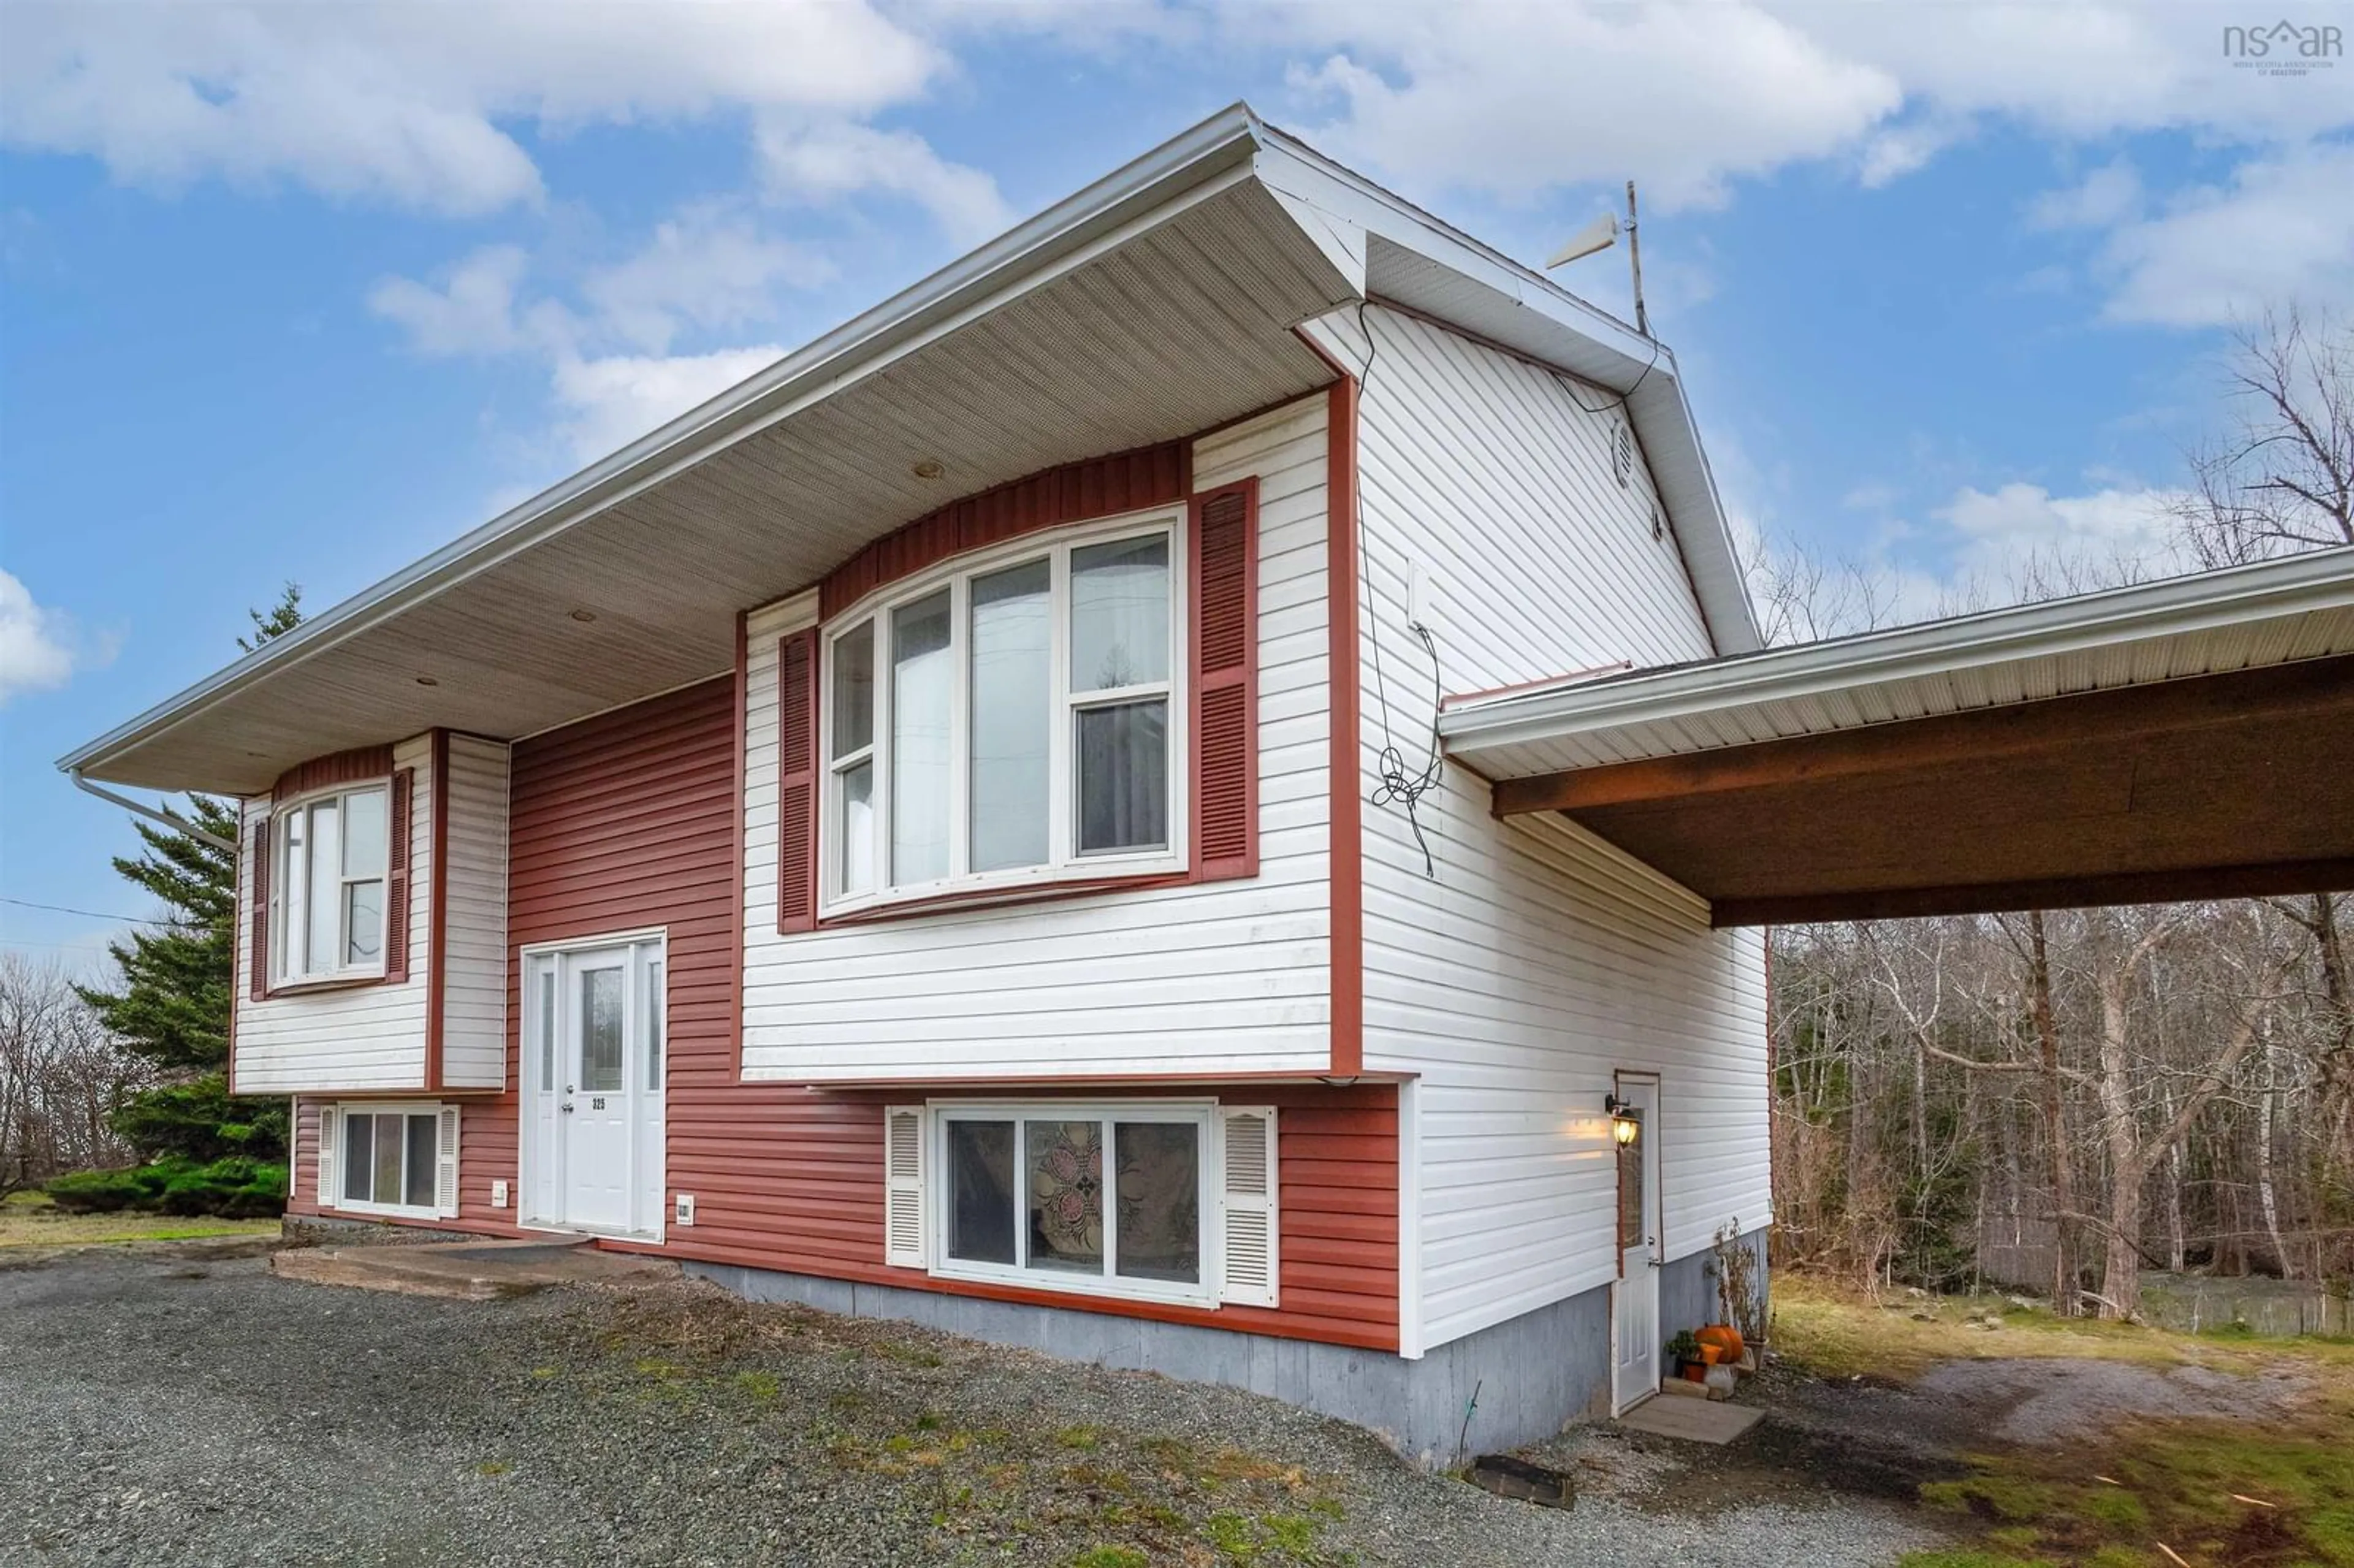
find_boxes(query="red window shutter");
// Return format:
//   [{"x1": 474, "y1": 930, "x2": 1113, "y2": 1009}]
[
  {"x1": 385, "y1": 768, "x2": 413, "y2": 983},
  {"x1": 1190, "y1": 479, "x2": 1259, "y2": 882},
  {"x1": 248, "y1": 816, "x2": 271, "y2": 1001},
  {"x1": 776, "y1": 628, "x2": 820, "y2": 933}
]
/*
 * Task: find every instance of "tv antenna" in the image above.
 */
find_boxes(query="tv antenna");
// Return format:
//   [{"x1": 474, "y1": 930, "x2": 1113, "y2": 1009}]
[{"x1": 1545, "y1": 180, "x2": 1649, "y2": 338}]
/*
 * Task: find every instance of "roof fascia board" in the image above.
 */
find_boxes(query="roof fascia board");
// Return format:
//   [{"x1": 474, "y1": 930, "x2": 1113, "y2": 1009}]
[
  {"x1": 1251, "y1": 123, "x2": 1656, "y2": 372},
  {"x1": 60, "y1": 106, "x2": 1273, "y2": 778},
  {"x1": 1439, "y1": 547, "x2": 2354, "y2": 755},
  {"x1": 1246, "y1": 126, "x2": 1762, "y2": 655}
]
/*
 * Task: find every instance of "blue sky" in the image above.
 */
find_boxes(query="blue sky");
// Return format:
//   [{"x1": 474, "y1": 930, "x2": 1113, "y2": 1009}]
[{"x1": 4, "y1": 1, "x2": 2350, "y2": 966}]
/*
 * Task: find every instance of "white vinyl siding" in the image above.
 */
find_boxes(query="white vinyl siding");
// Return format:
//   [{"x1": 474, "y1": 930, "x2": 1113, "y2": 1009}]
[
  {"x1": 739, "y1": 395, "x2": 1335, "y2": 1082},
  {"x1": 1330, "y1": 305, "x2": 1772, "y2": 1354},
  {"x1": 438, "y1": 735, "x2": 511, "y2": 1089},
  {"x1": 231, "y1": 731, "x2": 509, "y2": 1095},
  {"x1": 232, "y1": 733, "x2": 433, "y2": 1092}
]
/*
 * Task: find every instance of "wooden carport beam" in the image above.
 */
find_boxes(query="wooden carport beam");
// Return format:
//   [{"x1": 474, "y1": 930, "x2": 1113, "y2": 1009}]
[
  {"x1": 1712, "y1": 856, "x2": 2354, "y2": 928},
  {"x1": 1489, "y1": 653, "x2": 2354, "y2": 817}
]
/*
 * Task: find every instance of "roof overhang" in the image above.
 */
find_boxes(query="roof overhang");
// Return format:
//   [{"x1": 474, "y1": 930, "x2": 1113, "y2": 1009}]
[
  {"x1": 63, "y1": 103, "x2": 1757, "y2": 795},
  {"x1": 1441, "y1": 549, "x2": 2354, "y2": 925}
]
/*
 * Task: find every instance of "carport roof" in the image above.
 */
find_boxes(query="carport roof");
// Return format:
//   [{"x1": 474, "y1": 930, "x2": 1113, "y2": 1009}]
[{"x1": 1442, "y1": 548, "x2": 2354, "y2": 926}]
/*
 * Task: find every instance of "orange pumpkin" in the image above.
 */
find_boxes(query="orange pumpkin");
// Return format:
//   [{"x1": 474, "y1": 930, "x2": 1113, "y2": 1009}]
[{"x1": 1697, "y1": 1324, "x2": 1746, "y2": 1363}]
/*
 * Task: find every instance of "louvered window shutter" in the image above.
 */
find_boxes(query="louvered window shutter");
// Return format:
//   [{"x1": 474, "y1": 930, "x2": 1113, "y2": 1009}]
[
  {"x1": 316, "y1": 1106, "x2": 338, "y2": 1207},
  {"x1": 777, "y1": 630, "x2": 820, "y2": 933},
  {"x1": 1217, "y1": 1106, "x2": 1279, "y2": 1306},
  {"x1": 883, "y1": 1106, "x2": 925, "y2": 1268},
  {"x1": 1190, "y1": 481, "x2": 1259, "y2": 881},
  {"x1": 385, "y1": 769, "x2": 413, "y2": 983},
  {"x1": 435, "y1": 1106, "x2": 461, "y2": 1217},
  {"x1": 248, "y1": 816, "x2": 272, "y2": 1000}
]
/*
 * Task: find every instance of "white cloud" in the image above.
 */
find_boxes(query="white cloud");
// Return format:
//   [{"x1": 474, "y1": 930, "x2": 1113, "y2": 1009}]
[
  {"x1": 2028, "y1": 159, "x2": 2144, "y2": 230},
  {"x1": 0, "y1": 1, "x2": 943, "y2": 215},
  {"x1": 756, "y1": 118, "x2": 1013, "y2": 246},
  {"x1": 1933, "y1": 481, "x2": 2188, "y2": 578},
  {"x1": 370, "y1": 210, "x2": 821, "y2": 465},
  {"x1": 1270, "y1": 3, "x2": 1902, "y2": 211},
  {"x1": 549, "y1": 346, "x2": 787, "y2": 464},
  {"x1": 367, "y1": 245, "x2": 545, "y2": 357},
  {"x1": 584, "y1": 205, "x2": 835, "y2": 354},
  {"x1": 1236, "y1": 1, "x2": 2350, "y2": 222},
  {"x1": 2095, "y1": 142, "x2": 2354, "y2": 327},
  {"x1": 0, "y1": 569, "x2": 109, "y2": 702}
]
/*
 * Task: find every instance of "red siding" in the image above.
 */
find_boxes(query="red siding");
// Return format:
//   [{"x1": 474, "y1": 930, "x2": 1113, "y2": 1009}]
[
  {"x1": 820, "y1": 442, "x2": 1189, "y2": 618},
  {"x1": 289, "y1": 669, "x2": 1397, "y2": 1352},
  {"x1": 272, "y1": 744, "x2": 395, "y2": 803},
  {"x1": 1189, "y1": 479, "x2": 1259, "y2": 882}
]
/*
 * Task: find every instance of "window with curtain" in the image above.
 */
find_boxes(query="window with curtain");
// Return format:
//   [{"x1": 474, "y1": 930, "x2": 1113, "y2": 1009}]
[
  {"x1": 271, "y1": 783, "x2": 390, "y2": 983},
  {"x1": 337, "y1": 1108, "x2": 440, "y2": 1213},
  {"x1": 937, "y1": 1105, "x2": 1208, "y2": 1303},
  {"x1": 821, "y1": 514, "x2": 1183, "y2": 911}
]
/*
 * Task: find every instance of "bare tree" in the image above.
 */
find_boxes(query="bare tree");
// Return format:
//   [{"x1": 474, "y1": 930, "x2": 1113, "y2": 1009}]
[
  {"x1": 0, "y1": 956, "x2": 150, "y2": 1192},
  {"x1": 2169, "y1": 306, "x2": 2354, "y2": 566}
]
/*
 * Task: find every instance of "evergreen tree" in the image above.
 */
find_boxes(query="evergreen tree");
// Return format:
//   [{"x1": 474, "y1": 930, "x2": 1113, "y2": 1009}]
[
  {"x1": 240, "y1": 582, "x2": 303, "y2": 653},
  {"x1": 77, "y1": 590, "x2": 305, "y2": 1162}
]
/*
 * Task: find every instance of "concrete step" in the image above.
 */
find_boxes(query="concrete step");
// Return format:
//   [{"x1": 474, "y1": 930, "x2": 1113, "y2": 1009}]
[{"x1": 272, "y1": 1238, "x2": 676, "y2": 1300}]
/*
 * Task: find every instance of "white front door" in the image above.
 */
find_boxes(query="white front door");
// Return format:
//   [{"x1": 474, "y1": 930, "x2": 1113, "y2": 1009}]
[
  {"x1": 524, "y1": 935, "x2": 666, "y2": 1239},
  {"x1": 1610, "y1": 1075, "x2": 1663, "y2": 1414}
]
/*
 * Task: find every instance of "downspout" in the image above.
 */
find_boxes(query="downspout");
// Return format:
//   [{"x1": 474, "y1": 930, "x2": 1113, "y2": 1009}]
[{"x1": 69, "y1": 769, "x2": 240, "y2": 853}]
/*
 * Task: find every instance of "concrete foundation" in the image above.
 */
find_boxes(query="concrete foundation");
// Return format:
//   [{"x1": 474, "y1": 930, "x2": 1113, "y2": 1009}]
[
  {"x1": 281, "y1": 1214, "x2": 479, "y2": 1248},
  {"x1": 1656, "y1": 1225, "x2": 1772, "y2": 1345},
  {"x1": 688, "y1": 1260, "x2": 1615, "y2": 1465}
]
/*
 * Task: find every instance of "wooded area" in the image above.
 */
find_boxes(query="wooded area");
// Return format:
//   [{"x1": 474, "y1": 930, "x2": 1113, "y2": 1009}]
[
  {"x1": 0, "y1": 955, "x2": 150, "y2": 1192},
  {"x1": 1769, "y1": 900, "x2": 2352, "y2": 1320},
  {"x1": 1762, "y1": 307, "x2": 2353, "y2": 1321}
]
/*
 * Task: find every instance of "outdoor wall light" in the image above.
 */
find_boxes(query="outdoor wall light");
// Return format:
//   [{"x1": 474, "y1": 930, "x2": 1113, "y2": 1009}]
[{"x1": 1604, "y1": 1094, "x2": 1640, "y2": 1146}]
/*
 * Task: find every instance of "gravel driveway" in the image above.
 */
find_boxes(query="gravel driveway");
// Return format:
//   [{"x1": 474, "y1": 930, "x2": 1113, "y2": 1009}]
[{"x1": 1, "y1": 1243, "x2": 1944, "y2": 1567}]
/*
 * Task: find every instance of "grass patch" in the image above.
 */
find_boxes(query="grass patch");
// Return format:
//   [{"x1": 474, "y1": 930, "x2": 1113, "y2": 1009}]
[
  {"x1": 1786, "y1": 1278, "x2": 2354, "y2": 1566},
  {"x1": 1775, "y1": 1275, "x2": 2354, "y2": 1383},
  {"x1": 1068, "y1": 1548, "x2": 1150, "y2": 1568},
  {"x1": 0, "y1": 1190, "x2": 280, "y2": 1249}
]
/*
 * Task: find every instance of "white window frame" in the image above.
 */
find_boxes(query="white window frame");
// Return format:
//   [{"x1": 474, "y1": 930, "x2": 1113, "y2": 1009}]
[
  {"x1": 819, "y1": 508, "x2": 1189, "y2": 916},
  {"x1": 927, "y1": 1098, "x2": 1218, "y2": 1309},
  {"x1": 321, "y1": 1101, "x2": 450, "y2": 1220},
  {"x1": 269, "y1": 781, "x2": 393, "y2": 986}
]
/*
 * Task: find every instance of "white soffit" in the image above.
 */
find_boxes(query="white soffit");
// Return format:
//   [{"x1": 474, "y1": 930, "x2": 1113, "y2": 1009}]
[
  {"x1": 65, "y1": 100, "x2": 1770, "y2": 796},
  {"x1": 1439, "y1": 548, "x2": 2354, "y2": 781},
  {"x1": 65, "y1": 130, "x2": 1355, "y2": 794}
]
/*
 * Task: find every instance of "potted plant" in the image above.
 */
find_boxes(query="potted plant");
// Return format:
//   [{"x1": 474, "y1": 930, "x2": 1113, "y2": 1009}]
[{"x1": 1665, "y1": 1329, "x2": 1707, "y2": 1382}]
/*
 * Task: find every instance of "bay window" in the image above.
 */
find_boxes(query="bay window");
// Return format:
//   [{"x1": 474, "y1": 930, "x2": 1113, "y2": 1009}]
[
  {"x1": 272, "y1": 783, "x2": 391, "y2": 983},
  {"x1": 823, "y1": 513, "x2": 1184, "y2": 910}
]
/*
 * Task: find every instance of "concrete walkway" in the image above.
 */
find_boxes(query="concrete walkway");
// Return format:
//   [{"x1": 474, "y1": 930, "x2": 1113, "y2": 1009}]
[
  {"x1": 272, "y1": 1236, "x2": 674, "y2": 1300},
  {"x1": 1615, "y1": 1393, "x2": 1766, "y2": 1444}
]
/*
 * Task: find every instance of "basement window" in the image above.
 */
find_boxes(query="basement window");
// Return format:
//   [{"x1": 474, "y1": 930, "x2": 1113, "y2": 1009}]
[
  {"x1": 886, "y1": 1102, "x2": 1279, "y2": 1311},
  {"x1": 320, "y1": 1103, "x2": 457, "y2": 1219}
]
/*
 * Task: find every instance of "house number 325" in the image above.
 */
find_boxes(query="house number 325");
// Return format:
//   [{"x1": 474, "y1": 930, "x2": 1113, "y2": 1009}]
[{"x1": 592, "y1": 1096, "x2": 606, "y2": 1110}]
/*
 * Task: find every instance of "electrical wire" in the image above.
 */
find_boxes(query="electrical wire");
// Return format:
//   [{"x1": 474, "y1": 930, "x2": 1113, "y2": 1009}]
[
  {"x1": 0, "y1": 895, "x2": 169, "y2": 926},
  {"x1": 1352, "y1": 302, "x2": 1448, "y2": 878}
]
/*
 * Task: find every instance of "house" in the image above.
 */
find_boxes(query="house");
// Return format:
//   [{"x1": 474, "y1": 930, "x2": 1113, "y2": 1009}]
[{"x1": 61, "y1": 104, "x2": 2354, "y2": 1461}]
